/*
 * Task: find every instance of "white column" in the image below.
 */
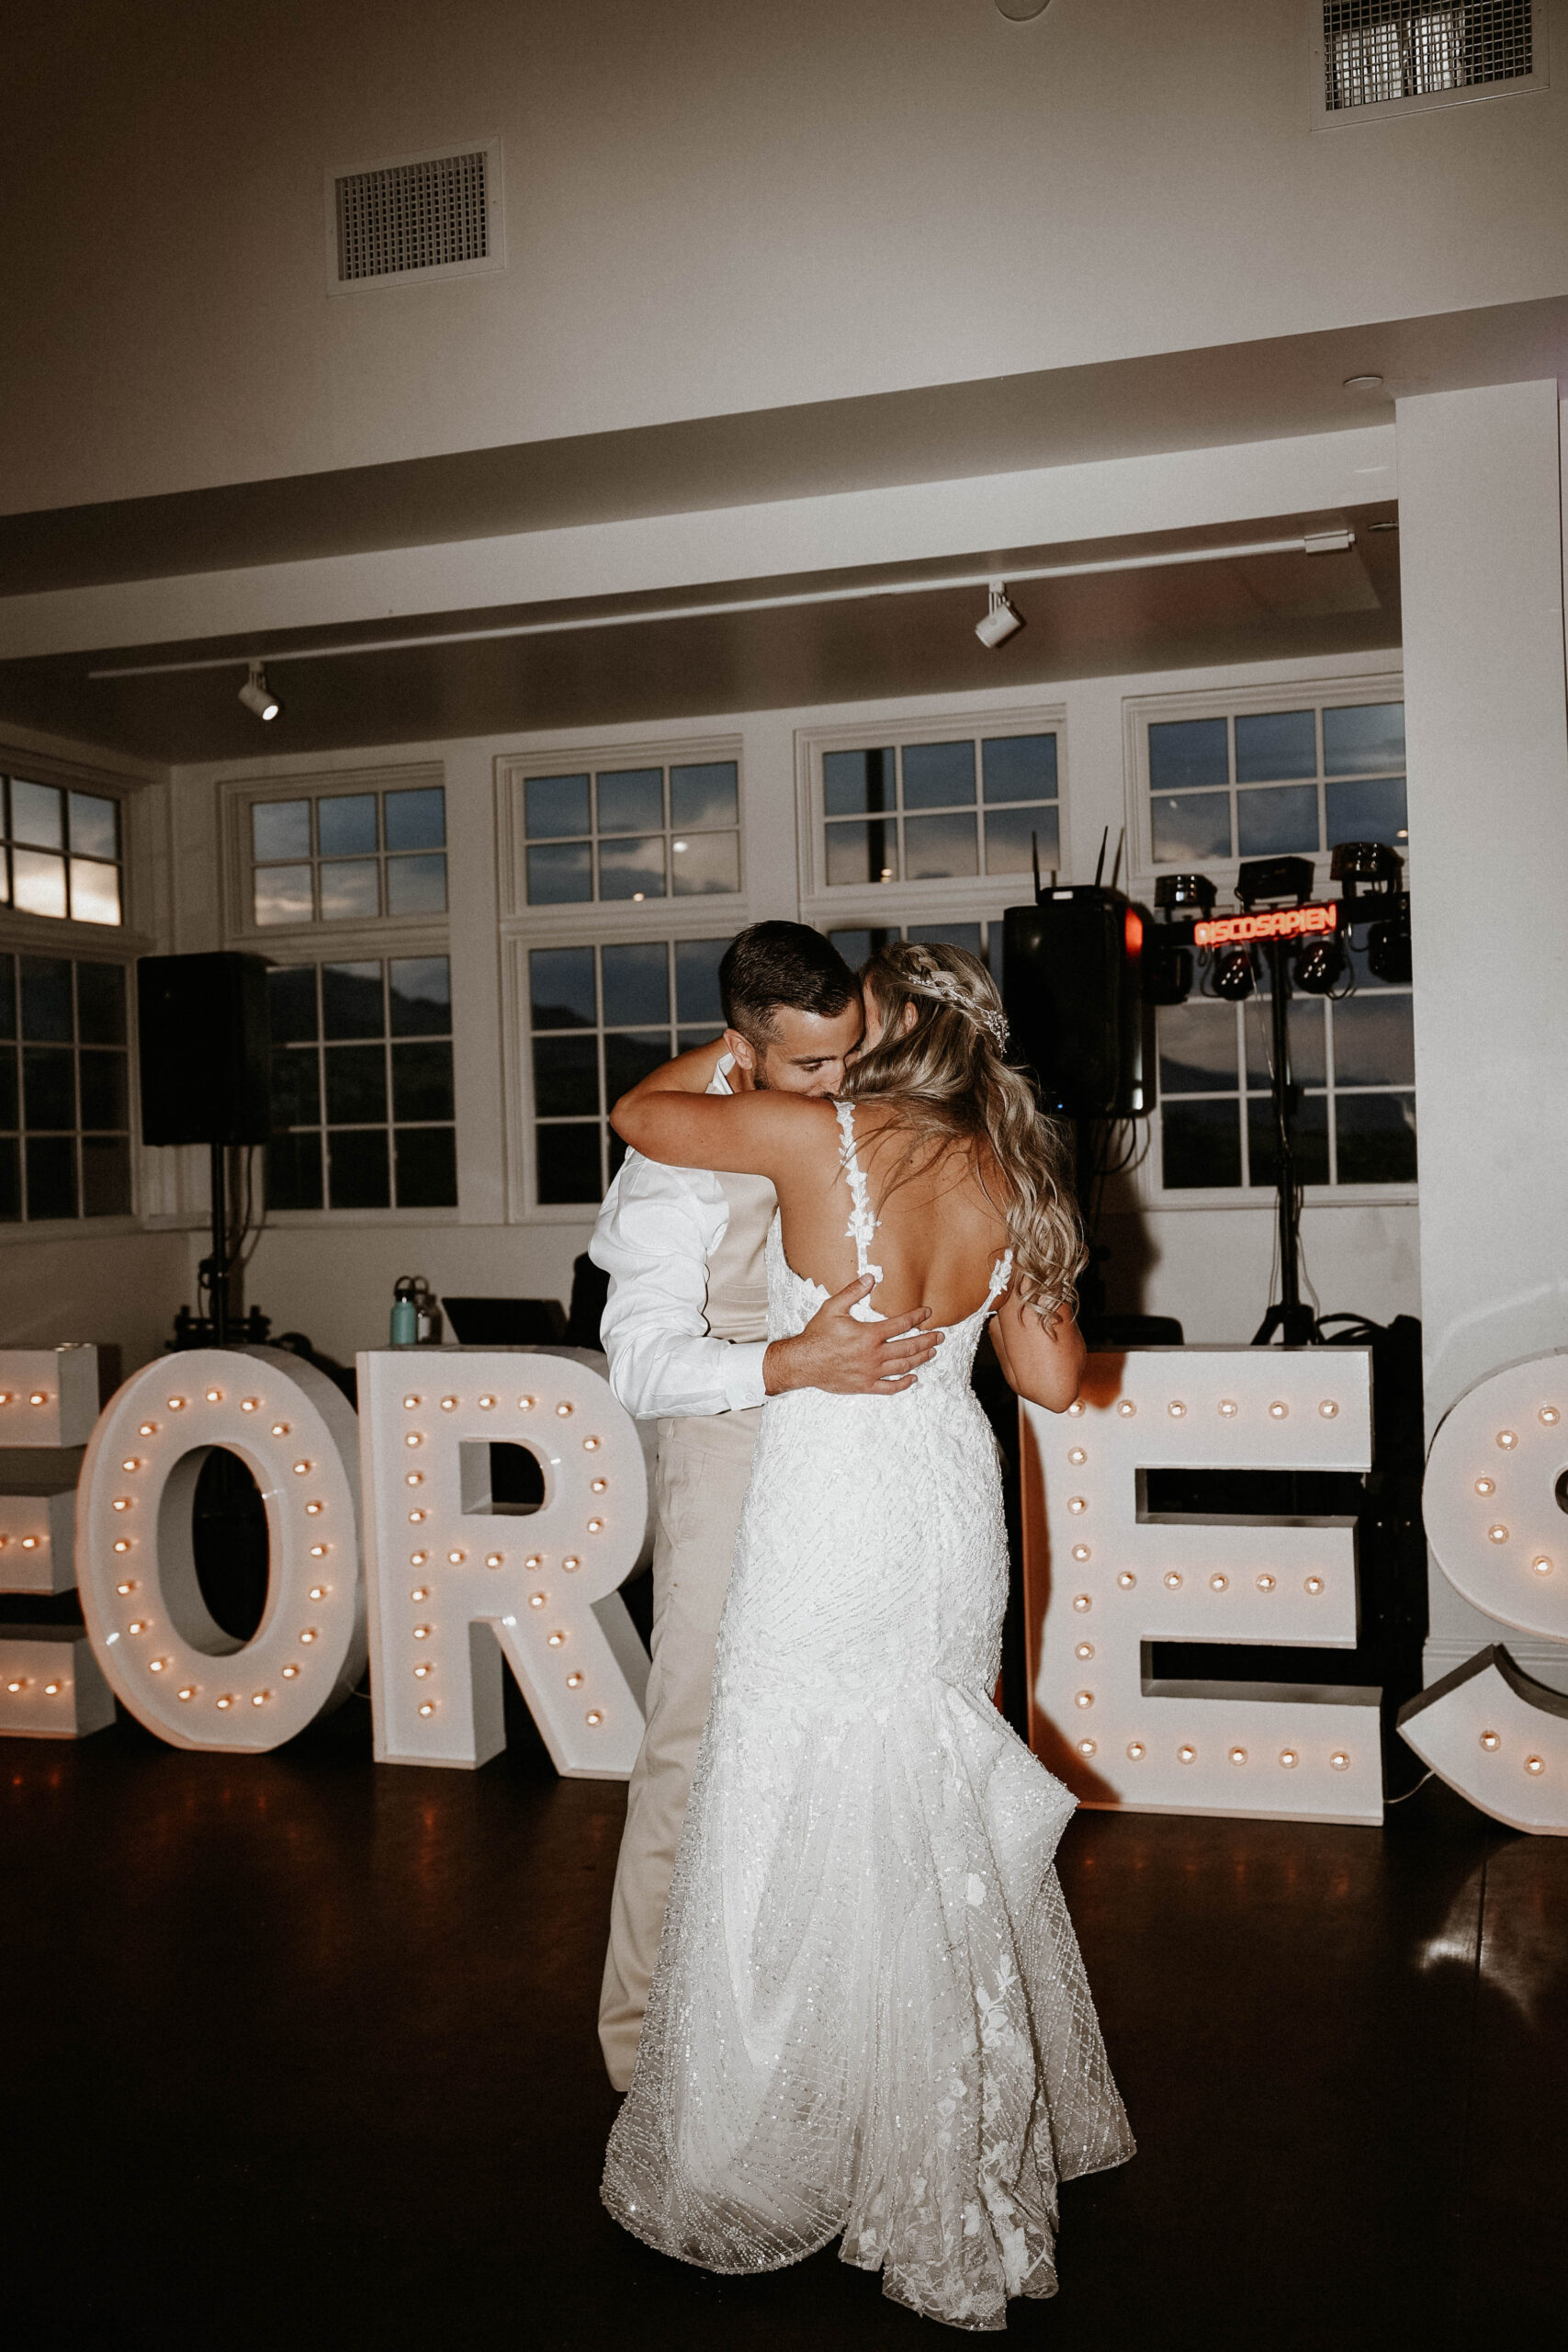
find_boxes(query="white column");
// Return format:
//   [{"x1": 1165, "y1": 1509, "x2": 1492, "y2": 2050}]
[{"x1": 1397, "y1": 380, "x2": 1568, "y2": 1684}]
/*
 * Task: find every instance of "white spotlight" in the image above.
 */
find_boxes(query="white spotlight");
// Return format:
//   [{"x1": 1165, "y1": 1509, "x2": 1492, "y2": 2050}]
[
  {"x1": 238, "y1": 661, "x2": 281, "y2": 722},
  {"x1": 975, "y1": 582, "x2": 1024, "y2": 650}
]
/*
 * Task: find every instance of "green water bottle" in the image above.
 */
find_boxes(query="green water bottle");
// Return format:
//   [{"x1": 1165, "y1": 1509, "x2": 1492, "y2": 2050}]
[{"x1": 389, "y1": 1276, "x2": 419, "y2": 1347}]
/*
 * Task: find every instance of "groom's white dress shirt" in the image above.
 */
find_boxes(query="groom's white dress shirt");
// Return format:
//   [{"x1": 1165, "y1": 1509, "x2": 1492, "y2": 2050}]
[{"x1": 591, "y1": 1057, "x2": 772, "y2": 1419}]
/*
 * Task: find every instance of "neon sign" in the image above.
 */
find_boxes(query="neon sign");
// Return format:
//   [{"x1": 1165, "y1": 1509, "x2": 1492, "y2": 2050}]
[{"x1": 1193, "y1": 902, "x2": 1338, "y2": 948}]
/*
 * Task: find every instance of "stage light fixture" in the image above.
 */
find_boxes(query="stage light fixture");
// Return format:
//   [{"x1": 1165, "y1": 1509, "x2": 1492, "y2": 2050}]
[
  {"x1": 1213, "y1": 945, "x2": 1256, "y2": 1001},
  {"x1": 238, "y1": 662, "x2": 280, "y2": 722},
  {"x1": 1368, "y1": 896, "x2": 1413, "y2": 984},
  {"x1": 975, "y1": 582, "x2": 1025, "y2": 650},
  {"x1": 1292, "y1": 931, "x2": 1345, "y2": 996}
]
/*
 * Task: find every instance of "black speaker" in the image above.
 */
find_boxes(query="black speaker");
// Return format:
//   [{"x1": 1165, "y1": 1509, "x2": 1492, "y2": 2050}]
[
  {"x1": 1002, "y1": 888, "x2": 1151, "y2": 1120},
  {"x1": 137, "y1": 953, "x2": 272, "y2": 1146}
]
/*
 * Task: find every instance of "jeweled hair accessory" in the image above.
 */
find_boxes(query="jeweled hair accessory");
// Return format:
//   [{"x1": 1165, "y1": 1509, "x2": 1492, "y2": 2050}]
[{"x1": 905, "y1": 959, "x2": 1010, "y2": 1053}]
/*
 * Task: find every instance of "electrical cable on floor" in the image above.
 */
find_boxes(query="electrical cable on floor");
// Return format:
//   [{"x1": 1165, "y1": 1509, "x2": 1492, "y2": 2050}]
[{"x1": 1383, "y1": 1770, "x2": 1435, "y2": 1805}]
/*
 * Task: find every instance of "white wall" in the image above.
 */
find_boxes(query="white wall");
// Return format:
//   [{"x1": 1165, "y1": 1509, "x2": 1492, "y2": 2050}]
[{"x1": 5, "y1": 0, "x2": 1564, "y2": 510}]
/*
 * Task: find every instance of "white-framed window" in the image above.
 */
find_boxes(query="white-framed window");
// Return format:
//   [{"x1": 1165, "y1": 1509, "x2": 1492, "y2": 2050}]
[
  {"x1": 1, "y1": 773, "x2": 124, "y2": 927},
  {"x1": 0, "y1": 949, "x2": 133, "y2": 1222},
  {"x1": 800, "y1": 715, "x2": 1063, "y2": 905},
  {"x1": 1127, "y1": 676, "x2": 1415, "y2": 1201},
  {"x1": 264, "y1": 956, "x2": 457, "y2": 1213},
  {"x1": 512, "y1": 753, "x2": 741, "y2": 908},
  {"x1": 525, "y1": 933, "x2": 736, "y2": 1204},
  {"x1": 823, "y1": 916, "x2": 1000, "y2": 976},
  {"x1": 227, "y1": 767, "x2": 447, "y2": 936}
]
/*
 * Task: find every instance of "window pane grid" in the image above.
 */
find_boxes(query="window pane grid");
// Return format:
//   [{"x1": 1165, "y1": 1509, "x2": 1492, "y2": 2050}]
[
  {"x1": 0, "y1": 952, "x2": 131, "y2": 1221},
  {"x1": 522, "y1": 762, "x2": 741, "y2": 908},
  {"x1": 1147, "y1": 702, "x2": 1407, "y2": 867},
  {"x1": 250, "y1": 786, "x2": 447, "y2": 928},
  {"x1": 265, "y1": 956, "x2": 457, "y2": 1210},
  {"x1": 0, "y1": 775, "x2": 124, "y2": 927},
  {"x1": 825, "y1": 918, "x2": 997, "y2": 974},
  {"x1": 528, "y1": 935, "x2": 736, "y2": 1202},
  {"x1": 820, "y1": 735, "x2": 1058, "y2": 888}
]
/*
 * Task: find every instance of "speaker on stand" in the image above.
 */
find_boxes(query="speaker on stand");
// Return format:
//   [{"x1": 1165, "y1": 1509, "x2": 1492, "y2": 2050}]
[{"x1": 137, "y1": 953, "x2": 272, "y2": 1345}]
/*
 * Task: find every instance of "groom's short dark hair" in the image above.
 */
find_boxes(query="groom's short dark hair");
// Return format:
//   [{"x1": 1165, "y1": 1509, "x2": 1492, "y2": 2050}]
[{"x1": 719, "y1": 922, "x2": 859, "y2": 1043}]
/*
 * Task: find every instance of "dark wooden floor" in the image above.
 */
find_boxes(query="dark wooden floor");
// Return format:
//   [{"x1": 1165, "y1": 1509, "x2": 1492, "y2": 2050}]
[{"x1": 5, "y1": 1696, "x2": 1563, "y2": 2349}]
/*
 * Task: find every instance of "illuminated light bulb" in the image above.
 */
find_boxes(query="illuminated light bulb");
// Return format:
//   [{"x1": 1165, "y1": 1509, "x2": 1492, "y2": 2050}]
[
  {"x1": 525, "y1": 1555, "x2": 543, "y2": 1571},
  {"x1": 299, "y1": 1629, "x2": 317, "y2": 1645},
  {"x1": 291, "y1": 1461, "x2": 310, "y2": 1476},
  {"x1": 411, "y1": 1587, "x2": 430, "y2": 1602},
  {"x1": 138, "y1": 1422, "x2": 157, "y2": 1436},
  {"x1": 585, "y1": 1710, "x2": 603, "y2": 1726},
  {"x1": 409, "y1": 1510, "x2": 425, "y2": 1523},
  {"x1": 1496, "y1": 1430, "x2": 1518, "y2": 1450},
  {"x1": 1532, "y1": 1556, "x2": 1553, "y2": 1577},
  {"x1": 309, "y1": 1586, "x2": 326, "y2": 1601},
  {"x1": 1474, "y1": 1477, "x2": 1495, "y2": 1497},
  {"x1": 116, "y1": 1580, "x2": 135, "y2": 1595},
  {"x1": 6, "y1": 1679, "x2": 23, "y2": 1693},
  {"x1": 1073, "y1": 1593, "x2": 1091, "y2": 1612},
  {"x1": 1279, "y1": 1749, "x2": 1299, "y2": 1769},
  {"x1": 217, "y1": 1695, "x2": 234, "y2": 1710},
  {"x1": 404, "y1": 1433, "x2": 423, "y2": 1448},
  {"x1": 310, "y1": 1544, "x2": 327, "y2": 1559},
  {"x1": 485, "y1": 1554, "x2": 503, "y2": 1569},
  {"x1": 447, "y1": 1550, "x2": 466, "y2": 1566},
  {"x1": 410, "y1": 1551, "x2": 428, "y2": 1567},
  {"x1": 205, "y1": 1388, "x2": 223, "y2": 1403},
  {"x1": 112, "y1": 1498, "x2": 131, "y2": 1512},
  {"x1": 1219, "y1": 1399, "x2": 1238, "y2": 1418},
  {"x1": 120, "y1": 1457, "x2": 141, "y2": 1472},
  {"x1": 440, "y1": 1397, "x2": 458, "y2": 1413},
  {"x1": 1066, "y1": 1496, "x2": 1087, "y2": 1516},
  {"x1": 0, "y1": 1393, "x2": 10, "y2": 1406},
  {"x1": 282, "y1": 1665, "x2": 299, "y2": 1680},
  {"x1": 44, "y1": 1680, "x2": 62, "y2": 1696},
  {"x1": 412, "y1": 1625, "x2": 431, "y2": 1641},
  {"x1": 1304, "y1": 1576, "x2": 1325, "y2": 1595},
  {"x1": 528, "y1": 1593, "x2": 547, "y2": 1609},
  {"x1": 479, "y1": 1396, "x2": 496, "y2": 1410},
  {"x1": 1525, "y1": 1755, "x2": 1546, "y2": 1776},
  {"x1": 1168, "y1": 1400, "x2": 1187, "y2": 1419},
  {"x1": 547, "y1": 1631, "x2": 566, "y2": 1647},
  {"x1": 252, "y1": 1691, "x2": 270, "y2": 1706},
  {"x1": 1478, "y1": 1728, "x2": 1501, "y2": 1751},
  {"x1": 1126, "y1": 1741, "x2": 1145, "y2": 1761},
  {"x1": 1257, "y1": 1574, "x2": 1276, "y2": 1592},
  {"x1": 1487, "y1": 1525, "x2": 1509, "y2": 1545},
  {"x1": 271, "y1": 1423, "x2": 289, "y2": 1437},
  {"x1": 306, "y1": 1501, "x2": 323, "y2": 1515},
  {"x1": 563, "y1": 1555, "x2": 581, "y2": 1572},
  {"x1": 1077, "y1": 1738, "x2": 1097, "y2": 1757},
  {"x1": 566, "y1": 1672, "x2": 584, "y2": 1690},
  {"x1": 1117, "y1": 1399, "x2": 1136, "y2": 1419},
  {"x1": 128, "y1": 1620, "x2": 147, "y2": 1634},
  {"x1": 1210, "y1": 1574, "x2": 1228, "y2": 1592},
  {"x1": 1117, "y1": 1571, "x2": 1136, "y2": 1589},
  {"x1": 178, "y1": 1687, "x2": 196, "y2": 1702},
  {"x1": 1075, "y1": 1642, "x2": 1094, "y2": 1660},
  {"x1": 583, "y1": 1435, "x2": 601, "y2": 1452},
  {"x1": 587, "y1": 1518, "x2": 604, "y2": 1534},
  {"x1": 1319, "y1": 1400, "x2": 1339, "y2": 1419},
  {"x1": 591, "y1": 1478, "x2": 608, "y2": 1494},
  {"x1": 1177, "y1": 1744, "x2": 1196, "y2": 1764},
  {"x1": 149, "y1": 1657, "x2": 167, "y2": 1673},
  {"x1": 1067, "y1": 1447, "x2": 1087, "y2": 1466},
  {"x1": 406, "y1": 1473, "x2": 423, "y2": 1487},
  {"x1": 419, "y1": 1702, "x2": 436, "y2": 1718},
  {"x1": 241, "y1": 1399, "x2": 259, "y2": 1413},
  {"x1": 113, "y1": 1540, "x2": 130, "y2": 1555},
  {"x1": 518, "y1": 1396, "x2": 536, "y2": 1410},
  {"x1": 1072, "y1": 1544, "x2": 1091, "y2": 1562},
  {"x1": 1073, "y1": 1690, "x2": 1094, "y2": 1710},
  {"x1": 1540, "y1": 1407, "x2": 1561, "y2": 1426},
  {"x1": 1164, "y1": 1571, "x2": 1183, "y2": 1590},
  {"x1": 1330, "y1": 1752, "x2": 1350, "y2": 1771},
  {"x1": 1229, "y1": 1747, "x2": 1247, "y2": 1767},
  {"x1": 1269, "y1": 1401, "x2": 1289, "y2": 1420},
  {"x1": 403, "y1": 1395, "x2": 421, "y2": 1410},
  {"x1": 556, "y1": 1401, "x2": 574, "y2": 1419},
  {"x1": 21, "y1": 1536, "x2": 37, "y2": 1551},
  {"x1": 413, "y1": 1663, "x2": 432, "y2": 1679}
]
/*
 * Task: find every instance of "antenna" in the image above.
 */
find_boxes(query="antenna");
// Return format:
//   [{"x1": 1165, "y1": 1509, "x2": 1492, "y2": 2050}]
[
  {"x1": 1032, "y1": 829, "x2": 1043, "y2": 901},
  {"x1": 1094, "y1": 826, "x2": 1110, "y2": 889},
  {"x1": 1110, "y1": 826, "x2": 1125, "y2": 893}
]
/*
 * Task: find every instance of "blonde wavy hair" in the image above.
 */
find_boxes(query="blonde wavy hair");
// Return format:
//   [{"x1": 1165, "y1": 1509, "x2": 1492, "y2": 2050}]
[{"x1": 840, "y1": 941, "x2": 1084, "y2": 1321}]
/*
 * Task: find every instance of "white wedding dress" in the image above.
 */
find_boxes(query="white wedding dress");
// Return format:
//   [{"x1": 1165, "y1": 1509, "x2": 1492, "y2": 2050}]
[{"x1": 603, "y1": 1106, "x2": 1134, "y2": 2330}]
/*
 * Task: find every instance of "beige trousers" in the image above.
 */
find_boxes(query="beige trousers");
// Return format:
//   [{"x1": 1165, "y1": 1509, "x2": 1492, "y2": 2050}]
[{"x1": 598, "y1": 1407, "x2": 761, "y2": 2091}]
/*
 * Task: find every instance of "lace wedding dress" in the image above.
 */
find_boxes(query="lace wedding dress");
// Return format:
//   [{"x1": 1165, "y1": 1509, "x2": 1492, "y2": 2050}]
[{"x1": 603, "y1": 1106, "x2": 1133, "y2": 2330}]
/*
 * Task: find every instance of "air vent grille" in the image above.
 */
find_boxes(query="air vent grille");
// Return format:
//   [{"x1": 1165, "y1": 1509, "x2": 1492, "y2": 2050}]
[
  {"x1": 334, "y1": 149, "x2": 490, "y2": 283},
  {"x1": 1323, "y1": 1, "x2": 1533, "y2": 109}
]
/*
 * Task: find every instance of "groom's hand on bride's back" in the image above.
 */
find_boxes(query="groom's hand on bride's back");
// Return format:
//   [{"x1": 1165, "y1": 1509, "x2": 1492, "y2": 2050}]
[{"x1": 762, "y1": 1276, "x2": 942, "y2": 1396}]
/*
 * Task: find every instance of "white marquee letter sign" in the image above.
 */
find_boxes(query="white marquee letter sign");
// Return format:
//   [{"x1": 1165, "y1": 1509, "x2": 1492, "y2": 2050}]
[
  {"x1": 76, "y1": 1347, "x2": 366, "y2": 1750},
  {"x1": 0, "y1": 1347, "x2": 113, "y2": 1739},
  {"x1": 1021, "y1": 1347, "x2": 1382, "y2": 1825},
  {"x1": 1399, "y1": 1352, "x2": 1568, "y2": 1832},
  {"x1": 357, "y1": 1350, "x2": 649, "y2": 1777}
]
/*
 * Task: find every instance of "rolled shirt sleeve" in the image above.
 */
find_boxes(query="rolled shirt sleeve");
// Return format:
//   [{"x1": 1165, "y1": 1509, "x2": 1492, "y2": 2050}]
[{"x1": 590, "y1": 1149, "x2": 771, "y2": 1419}]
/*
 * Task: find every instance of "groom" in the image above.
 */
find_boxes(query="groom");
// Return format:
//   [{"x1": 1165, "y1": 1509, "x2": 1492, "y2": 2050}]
[{"x1": 592, "y1": 921, "x2": 942, "y2": 2090}]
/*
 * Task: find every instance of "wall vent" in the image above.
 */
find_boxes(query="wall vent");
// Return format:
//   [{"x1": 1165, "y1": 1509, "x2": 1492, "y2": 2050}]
[
  {"x1": 328, "y1": 140, "x2": 503, "y2": 292},
  {"x1": 1321, "y1": 1, "x2": 1536, "y2": 111}
]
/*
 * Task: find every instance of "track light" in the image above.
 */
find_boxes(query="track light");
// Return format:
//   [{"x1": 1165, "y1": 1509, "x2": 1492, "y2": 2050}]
[
  {"x1": 975, "y1": 582, "x2": 1025, "y2": 650},
  {"x1": 238, "y1": 661, "x2": 280, "y2": 722}
]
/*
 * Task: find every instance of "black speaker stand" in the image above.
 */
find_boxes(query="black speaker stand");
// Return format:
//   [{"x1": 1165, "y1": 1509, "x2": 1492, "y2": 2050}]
[
  {"x1": 1252, "y1": 936, "x2": 1318, "y2": 1349},
  {"x1": 202, "y1": 1139, "x2": 233, "y2": 1347}
]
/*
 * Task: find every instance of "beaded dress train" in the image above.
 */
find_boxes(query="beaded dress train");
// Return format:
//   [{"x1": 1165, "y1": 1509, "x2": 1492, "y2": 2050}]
[{"x1": 602, "y1": 1105, "x2": 1134, "y2": 2330}]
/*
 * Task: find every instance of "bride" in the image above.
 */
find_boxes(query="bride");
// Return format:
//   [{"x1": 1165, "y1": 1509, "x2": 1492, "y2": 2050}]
[{"x1": 600, "y1": 941, "x2": 1133, "y2": 2331}]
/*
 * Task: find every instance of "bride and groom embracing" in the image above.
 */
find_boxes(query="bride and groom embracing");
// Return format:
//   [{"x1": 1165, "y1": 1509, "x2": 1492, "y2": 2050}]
[{"x1": 590, "y1": 921, "x2": 1133, "y2": 2332}]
